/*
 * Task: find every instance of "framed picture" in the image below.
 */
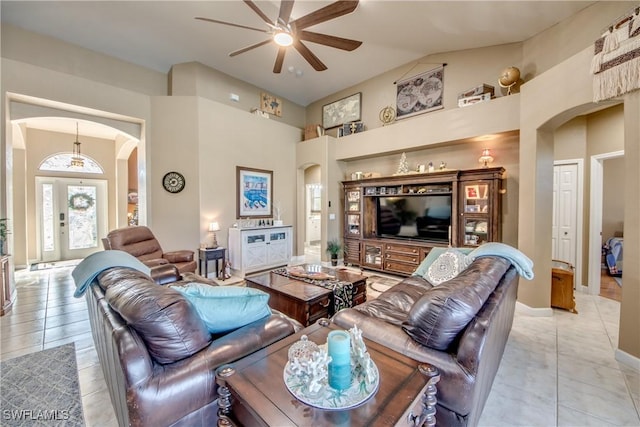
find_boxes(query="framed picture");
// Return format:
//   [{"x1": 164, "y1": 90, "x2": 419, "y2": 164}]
[
  {"x1": 466, "y1": 185, "x2": 480, "y2": 200},
  {"x1": 396, "y1": 66, "x2": 444, "y2": 120},
  {"x1": 236, "y1": 166, "x2": 273, "y2": 218},
  {"x1": 260, "y1": 92, "x2": 282, "y2": 117},
  {"x1": 322, "y1": 92, "x2": 361, "y2": 129}
]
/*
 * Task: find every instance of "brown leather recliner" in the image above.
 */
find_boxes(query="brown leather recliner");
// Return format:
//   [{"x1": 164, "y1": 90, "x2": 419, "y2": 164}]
[{"x1": 104, "y1": 225, "x2": 197, "y2": 274}]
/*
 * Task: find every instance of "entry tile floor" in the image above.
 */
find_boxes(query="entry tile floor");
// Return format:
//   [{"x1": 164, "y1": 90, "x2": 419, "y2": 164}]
[{"x1": 1, "y1": 265, "x2": 638, "y2": 427}]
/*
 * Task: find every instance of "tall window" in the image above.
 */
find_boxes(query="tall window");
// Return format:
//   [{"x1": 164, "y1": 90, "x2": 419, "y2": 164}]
[{"x1": 39, "y1": 153, "x2": 103, "y2": 174}]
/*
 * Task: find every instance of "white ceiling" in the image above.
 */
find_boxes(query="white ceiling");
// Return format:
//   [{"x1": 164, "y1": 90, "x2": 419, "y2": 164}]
[{"x1": 2, "y1": 0, "x2": 596, "y2": 107}]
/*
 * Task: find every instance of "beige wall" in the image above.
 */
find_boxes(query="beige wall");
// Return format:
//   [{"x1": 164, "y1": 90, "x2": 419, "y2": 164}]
[
  {"x1": 170, "y1": 62, "x2": 306, "y2": 129},
  {"x1": 620, "y1": 91, "x2": 640, "y2": 360},
  {"x1": 602, "y1": 157, "x2": 625, "y2": 240},
  {"x1": 306, "y1": 43, "x2": 523, "y2": 138}
]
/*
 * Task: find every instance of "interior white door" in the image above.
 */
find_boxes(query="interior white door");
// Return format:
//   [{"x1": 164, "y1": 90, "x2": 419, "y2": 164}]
[
  {"x1": 552, "y1": 164, "x2": 578, "y2": 266},
  {"x1": 36, "y1": 177, "x2": 108, "y2": 262}
]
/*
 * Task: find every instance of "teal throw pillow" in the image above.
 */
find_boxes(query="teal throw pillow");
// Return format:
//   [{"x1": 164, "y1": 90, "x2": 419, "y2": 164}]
[
  {"x1": 172, "y1": 283, "x2": 272, "y2": 334},
  {"x1": 412, "y1": 247, "x2": 473, "y2": 277}
]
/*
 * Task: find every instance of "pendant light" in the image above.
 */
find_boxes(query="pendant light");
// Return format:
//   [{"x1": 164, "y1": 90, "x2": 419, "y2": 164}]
[{"x1": 70, "y1": 122, "x2": 84, "y2": 168}]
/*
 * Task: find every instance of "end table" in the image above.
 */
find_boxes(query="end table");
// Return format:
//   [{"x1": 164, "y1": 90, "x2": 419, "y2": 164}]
[{"x1": 199, "y1": 247, "x2": 226, "y2": 280}]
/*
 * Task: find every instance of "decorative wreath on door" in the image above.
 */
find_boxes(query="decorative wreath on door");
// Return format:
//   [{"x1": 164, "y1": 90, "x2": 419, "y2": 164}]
[{"x1": 68, "y1": 193, "x2": 95, "y2": 211}]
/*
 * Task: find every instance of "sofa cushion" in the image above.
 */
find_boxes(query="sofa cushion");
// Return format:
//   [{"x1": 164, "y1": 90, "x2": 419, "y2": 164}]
[
  {"x1": 425, "y1": 248, "x2": 470, "y2": 285},
  {"x1": 402, "y1": 257, "x2": 509, "y2": 350},
  {"x1": 413, "y1": 247, "x2": 473, "y2": 277},
  {"x1": 353, "y1": 276, "x2": 433, "y2": 325},
  {"x1": 105, "y1": 275, "x2": 212, "y2": 364},
  {"x1": 172, "y1": 283, "x2": 272, "y2": 334}
]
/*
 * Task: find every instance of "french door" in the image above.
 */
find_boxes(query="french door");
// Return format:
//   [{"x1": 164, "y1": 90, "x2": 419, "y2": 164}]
[{"x1": 36, "y1": 177, "x2": 108, "y2": 262}]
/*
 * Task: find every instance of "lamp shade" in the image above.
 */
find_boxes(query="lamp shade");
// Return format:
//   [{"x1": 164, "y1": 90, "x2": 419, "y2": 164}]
[
  {"x1": 208, "y1": 222, "x2": 220, "y2": 232},
  {"x1": 478, "y1": 148, "x2": 494, "y2": 168}
]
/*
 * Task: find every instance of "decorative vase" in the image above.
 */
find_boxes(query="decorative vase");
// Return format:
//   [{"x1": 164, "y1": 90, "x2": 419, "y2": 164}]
[{"x1": 331, "y1": 254, "x2": 338, "y2": 266}]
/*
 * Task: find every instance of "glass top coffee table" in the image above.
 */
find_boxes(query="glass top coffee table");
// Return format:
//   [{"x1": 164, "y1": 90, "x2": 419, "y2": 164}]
[{"x1": 215, "y1": 320, "x2": 440, "y2": 426}]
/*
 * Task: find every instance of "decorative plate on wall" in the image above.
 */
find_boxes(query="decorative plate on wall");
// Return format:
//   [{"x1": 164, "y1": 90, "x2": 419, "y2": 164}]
[{"x1": 162, "y1": 171, "x2": 185, "y2": 193}]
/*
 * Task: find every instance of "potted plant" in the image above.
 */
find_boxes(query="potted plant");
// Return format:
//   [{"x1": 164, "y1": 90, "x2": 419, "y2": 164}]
[{"x1": 326, "y1": 239, "x2": 342, "y2": 267}]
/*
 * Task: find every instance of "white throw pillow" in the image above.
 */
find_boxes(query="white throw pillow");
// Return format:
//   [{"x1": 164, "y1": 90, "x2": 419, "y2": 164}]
[{"x1": 425, "y1": 249, "x2": 470, "y2": 285}]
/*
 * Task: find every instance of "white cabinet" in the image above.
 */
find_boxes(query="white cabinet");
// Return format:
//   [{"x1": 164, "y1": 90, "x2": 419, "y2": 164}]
[{"x1": 228, "y1": 226, "x2": 293, "y2": 277}]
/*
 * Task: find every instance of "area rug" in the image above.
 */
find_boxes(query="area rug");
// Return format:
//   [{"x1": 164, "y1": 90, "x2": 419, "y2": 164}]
[
  {"x1": 614, "y1": 277, "x2": 623, "y2": 287},
  {"x1": 366, "y1": 274, "x2": 402, "y2": 299},
  {"x1": 0, "y1": 343, "x2": 85, "y2": 426}
]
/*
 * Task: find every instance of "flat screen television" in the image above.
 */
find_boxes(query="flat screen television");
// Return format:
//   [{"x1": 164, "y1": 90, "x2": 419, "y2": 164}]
[{"x1": 376, "y1": 194, "x2": 451, "y2": 243}]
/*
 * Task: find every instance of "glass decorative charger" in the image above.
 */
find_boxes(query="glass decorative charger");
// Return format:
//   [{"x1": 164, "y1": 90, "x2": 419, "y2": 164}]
[{"x1": 283, "y1": 360, "x2": 379, "y2": 410}]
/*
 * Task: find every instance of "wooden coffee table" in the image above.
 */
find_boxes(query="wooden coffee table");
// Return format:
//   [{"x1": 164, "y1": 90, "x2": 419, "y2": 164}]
[
  {"x1": 245, "y1": 265, "x2": 367, "y2": 327},
  {"x1": 215, "y1": 321, "x2": 440, "y2": 426}
]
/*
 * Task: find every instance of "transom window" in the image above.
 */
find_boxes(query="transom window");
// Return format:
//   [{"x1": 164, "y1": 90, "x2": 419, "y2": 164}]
[{"x1": 39, "y1": 153, "x2": 104, "y2": 174}]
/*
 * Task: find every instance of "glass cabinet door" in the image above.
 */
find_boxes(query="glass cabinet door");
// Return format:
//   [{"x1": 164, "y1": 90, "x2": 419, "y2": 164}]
[
  {"x1": 347, "y1": 214, "x2": 360, "y2": 236},
  {"x1": 363, "y1": 243, "x2": 382, "y2": 267},
  {"x1": 463, "y1": 183, "x2": 489, "y2": 213},
  {"x1": 463, "y1": 218, "x2": 489, "y2": 246},
  {"x1": 347, "y1": 190, "x2": 361, "y2": 212},
  {"x1": 460, "y1": 181, "x2": 493, "y2": 247}
]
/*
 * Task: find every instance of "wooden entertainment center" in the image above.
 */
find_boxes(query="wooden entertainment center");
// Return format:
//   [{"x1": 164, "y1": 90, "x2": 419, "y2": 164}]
[{"x1": 343, "y1": 167, "x2": 505, "y2": 276}]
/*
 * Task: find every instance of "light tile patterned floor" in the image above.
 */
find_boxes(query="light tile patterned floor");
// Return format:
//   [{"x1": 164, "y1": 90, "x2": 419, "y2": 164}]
[{"x1": 2, "y1": 265, "x2": 638, "y2": 427}]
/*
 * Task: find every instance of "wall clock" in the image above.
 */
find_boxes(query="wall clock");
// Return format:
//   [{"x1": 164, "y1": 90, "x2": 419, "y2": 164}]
[{"x1": 162, "y1": 171, "x2": 185, "y2": 193}]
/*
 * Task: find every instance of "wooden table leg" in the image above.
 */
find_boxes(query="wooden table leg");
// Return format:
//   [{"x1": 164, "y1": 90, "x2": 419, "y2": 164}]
[{"x1": 215, "y1": 364, "x2": 237, "y2": 427}]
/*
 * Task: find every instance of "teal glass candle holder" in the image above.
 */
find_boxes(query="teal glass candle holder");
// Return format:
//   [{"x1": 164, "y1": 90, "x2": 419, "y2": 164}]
[{"x1": 327, "y1": 330, "x2": 352, "y2": 390}]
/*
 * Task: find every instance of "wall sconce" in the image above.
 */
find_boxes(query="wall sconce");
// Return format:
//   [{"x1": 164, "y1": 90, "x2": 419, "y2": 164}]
[
  {"x1": 478, "y1": 148, "x2": 494, "y2": 168},
  {"x1": 206, "y1": 222, "x2": 220, "y2": 249}
]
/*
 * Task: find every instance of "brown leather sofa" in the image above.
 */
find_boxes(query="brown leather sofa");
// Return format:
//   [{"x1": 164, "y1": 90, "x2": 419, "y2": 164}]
[
  {"x1": 104, "y1": 226, "x2": 197, "y2": 274},
  {"x1": 86, "y1": 267, "x2": 299, "y2": 427},
  {"x1": 333, "y1": 256, "x2": 519, "y2": 427}
]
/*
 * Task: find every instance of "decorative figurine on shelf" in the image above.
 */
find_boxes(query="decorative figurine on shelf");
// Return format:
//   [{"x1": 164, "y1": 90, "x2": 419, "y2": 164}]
[
  {"x1": 439, "y1": 161, "x2": 447, "y2": 170},
  {"x1": 428, "y1": 162, "x2": 434, "y2": 173},
  {"x1": 395, "y1": 152, "x2": 410, "y2": 175}
]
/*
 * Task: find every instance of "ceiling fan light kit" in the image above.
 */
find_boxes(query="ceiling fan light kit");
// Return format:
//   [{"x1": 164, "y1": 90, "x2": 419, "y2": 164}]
[
  {"x1": 196, "y1": 0, "x2": 362, "y2": 73},
  {"x1": 274, "y1": 32, "x2": 293, "y2": 47}
]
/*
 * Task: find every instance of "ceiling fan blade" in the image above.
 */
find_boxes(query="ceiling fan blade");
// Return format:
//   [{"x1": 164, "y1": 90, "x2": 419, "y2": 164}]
[
  {"x1": 273, "y1": 48, "x2": 287, "y2": 73},
  {"x1": 229, "y1": 39, "x2": 273, "y2": 57},
  {"x1": 293, "y1": 40, "x2": 327, "y2": 71},
  {"x1": 195, "y1": 17, "x2": 268, "y2": 33},
  {"x1": 291, "y1": 0, "x2": 359, "y2": 31},
  {"x1": 278, "y1": 1, "x2": 295, "y2": 26},
  {"x1": 299, "y1": 31, "x2": 362, "y2": 51},
  {"x1": 243, "y1": 0, "x2": 274, "y2": 25}
]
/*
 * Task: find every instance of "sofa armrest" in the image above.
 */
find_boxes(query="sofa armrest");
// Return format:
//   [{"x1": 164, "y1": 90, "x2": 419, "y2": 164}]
[
  {"x1": 149, "y1": 264, "x2": 181, "y2": 285},
  {"x1": 142, "y1": 258, "x2": 169, "y2": 268},
  {"x1": 163, "y1": 250, "x2": 194, "y2": 263}
]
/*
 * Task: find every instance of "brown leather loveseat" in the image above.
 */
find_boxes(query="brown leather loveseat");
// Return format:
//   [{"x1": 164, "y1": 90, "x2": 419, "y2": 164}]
[
  {"x1": 86, "y1": 267, "x2": 299, "y2": 426},
  {"x1": 104, "y1": 226, "x2": 197, "y2": 273},
  {"x1": 333, "y1": 256, "x2": 519, "y2": 427}
]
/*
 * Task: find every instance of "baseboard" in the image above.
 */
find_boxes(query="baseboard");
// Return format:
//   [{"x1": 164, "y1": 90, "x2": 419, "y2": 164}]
[
  {"x1": 615, "y1": 348, "x2": 640, "y2": 372},
  {"x1": 515, "y1": 301, "x2": 553, "y2": 317}
]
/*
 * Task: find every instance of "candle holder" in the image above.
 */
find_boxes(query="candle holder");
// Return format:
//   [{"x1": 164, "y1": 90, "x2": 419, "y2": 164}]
[{"x1": 327, "y1": 330, "x2": 351, "y2": 390}]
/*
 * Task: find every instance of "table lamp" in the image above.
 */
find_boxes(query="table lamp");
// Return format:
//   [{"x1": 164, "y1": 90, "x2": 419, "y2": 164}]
[
  {"x1": 478, "y1": 148, "x2": 494, "y2": 168},
  {"x1": 206, "y1": 222, "x2": 220, "y2": 249}
]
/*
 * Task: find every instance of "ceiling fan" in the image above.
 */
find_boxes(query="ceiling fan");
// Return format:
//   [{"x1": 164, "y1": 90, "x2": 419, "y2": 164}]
[{"x1": 196, "y1": 0, "x2": 362, "y2": 73}]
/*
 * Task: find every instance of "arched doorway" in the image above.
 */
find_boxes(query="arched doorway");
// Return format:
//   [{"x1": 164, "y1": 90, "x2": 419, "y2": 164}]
[{"x1": 6, "y1": 94, "x2": 145, "y2": 268}]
